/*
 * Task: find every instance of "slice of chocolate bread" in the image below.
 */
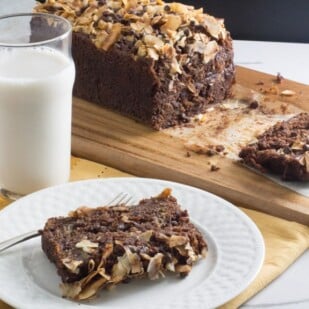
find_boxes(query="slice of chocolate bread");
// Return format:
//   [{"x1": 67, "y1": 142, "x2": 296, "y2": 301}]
[
  {"x1": 40, "y1": 189, "x2": 207, "y2": 300},
  {"x1": 34, "y1": 0, "x2": 235, "y2": 129},
  {"x1": 239, "y1": 113, "x2": 309, "y2": 181}
]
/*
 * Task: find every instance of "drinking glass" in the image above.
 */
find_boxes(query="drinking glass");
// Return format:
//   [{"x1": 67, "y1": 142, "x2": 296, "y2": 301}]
[{"x1": 0, "y1": 13, "x2": 75, "y2": 199}]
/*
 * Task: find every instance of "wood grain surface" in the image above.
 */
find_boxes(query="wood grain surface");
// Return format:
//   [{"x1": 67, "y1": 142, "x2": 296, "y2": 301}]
[{"x1": 72, "y1": 66, "x2": 309, "y2": 225}]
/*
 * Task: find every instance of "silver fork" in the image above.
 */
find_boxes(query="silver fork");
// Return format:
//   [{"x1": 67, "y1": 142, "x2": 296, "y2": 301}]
[{"x1": 0, "y1": 192, "x2": 133, "y2": 253}]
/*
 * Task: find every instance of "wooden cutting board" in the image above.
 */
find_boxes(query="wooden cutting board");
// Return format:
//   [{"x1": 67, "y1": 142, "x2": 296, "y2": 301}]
[{"x1": 72, "y1": 66, "x2": 309, "y2": 225}]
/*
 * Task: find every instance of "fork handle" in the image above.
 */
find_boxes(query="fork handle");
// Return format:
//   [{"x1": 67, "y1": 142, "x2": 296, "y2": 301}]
[{"x1": 0, "y1": 230, "x2": 40, "y2": 253}]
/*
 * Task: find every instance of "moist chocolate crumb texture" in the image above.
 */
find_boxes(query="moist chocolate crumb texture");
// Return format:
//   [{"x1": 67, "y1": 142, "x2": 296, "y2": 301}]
[
  {"x1": 40, "y1": 189, "x2": 207, "y2": 300},
  {"x1": 34, "y1": 0, "x2": 235, "y2": 129},
  {"x1": 239, "y1": 113, "x2": 309, "y2": 181}
]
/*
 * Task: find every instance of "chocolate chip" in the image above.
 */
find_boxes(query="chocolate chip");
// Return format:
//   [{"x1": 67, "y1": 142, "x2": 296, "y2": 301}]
[
  {"x1": 186, "y1": 37, "x2": 195, "y2": 44},
  {"x1": 249, "y1": 101, "x2": 259, "y2": 109},
  {"x1": 215, "y1": 145, "x2": 225, "y2": 152},
  {"x1": 164, "y1": 5, "x2": 171, "y2": 12},
  {"x1": 303, "y1": 144, "x2": 309, "y2": 151},
  {"x1": 184, "y1": 28, "x2": 190, "y2": 36},
  {"x1": 206, "y1": 149, "x2": 216, "y2": 156},
  {"x1": 283, "y1": 146, "x2": 291, "y2": 154},
  {"x1": 290, "y1": 131, "x2": 297, "y2": 137},
  {"x1": 194, "y1": 25, "x2": 206, "y2": 33},
  {"x1": 179, "y1": 113, "x2": 190, "y2": 123},
  {"x1": 121, "y1": 19, "x2": 130, "y2": 26}
]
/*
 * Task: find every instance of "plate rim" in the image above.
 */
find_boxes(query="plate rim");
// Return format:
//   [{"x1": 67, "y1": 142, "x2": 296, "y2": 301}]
[{"x1": 0, "y1": 177, "x2": 265, "y2": 309}]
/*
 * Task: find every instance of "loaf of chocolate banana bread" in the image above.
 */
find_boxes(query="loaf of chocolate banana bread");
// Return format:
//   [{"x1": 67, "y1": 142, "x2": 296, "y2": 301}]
[
  {"x1": 34, "y1": 0, "x2": 235, "y2": 129},
  {"x1": 239, "y1": 113, "x2": 309, "y2": 181},
  {"x1": 40, "y1": 189, "x2": 207, "y2": 300}
]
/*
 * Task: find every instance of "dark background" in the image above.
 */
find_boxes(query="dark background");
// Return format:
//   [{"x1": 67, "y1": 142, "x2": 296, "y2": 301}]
[{"x1": 177, "y1": 0, "x2": 309, "y2": 43}]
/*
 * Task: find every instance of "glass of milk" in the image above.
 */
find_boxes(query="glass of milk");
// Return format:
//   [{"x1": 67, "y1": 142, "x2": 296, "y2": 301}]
[{"x1": 0, "y1": 13, "x2": 75, "y2": 198}]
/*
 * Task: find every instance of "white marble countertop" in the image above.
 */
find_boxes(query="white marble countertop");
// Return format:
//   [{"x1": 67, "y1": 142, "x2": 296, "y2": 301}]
[
  {"x1": 1, "y1": 1, "x2": 309, "y2": 308},
  {"x1": 234, "y1": 40, "x2": 309, "y2": 86}
]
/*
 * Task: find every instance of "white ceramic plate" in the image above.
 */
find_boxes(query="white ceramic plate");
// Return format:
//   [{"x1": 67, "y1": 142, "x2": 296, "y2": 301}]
[{"x1": 0, "y1": 178, "x2": 264, "y2": 309}]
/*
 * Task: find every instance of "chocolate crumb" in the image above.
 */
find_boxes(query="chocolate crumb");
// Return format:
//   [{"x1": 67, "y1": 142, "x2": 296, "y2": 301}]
[
  {"x1": 185, "y1": 151, "x2": 191, "y2": 157},
  {"x1": 256, "y1": 81, "x2": 264, "y2": 86},
  {"x1": 215, "y1": 145, "x2": 225, "y2": 152},
  {"x1": 280, "y1": 104, "x2": 288, "y2": 113},
  {"x1": 210, "y1": 164, "x2": 220, "y2": 171},
  {"x1": 275, "y1": 73, "x2": 284, "y2": 84}
]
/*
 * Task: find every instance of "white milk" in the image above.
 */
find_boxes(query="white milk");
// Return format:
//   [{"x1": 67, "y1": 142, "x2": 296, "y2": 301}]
[{"x1": 0, "y1": 47, "x2": 75, "y2": 195}]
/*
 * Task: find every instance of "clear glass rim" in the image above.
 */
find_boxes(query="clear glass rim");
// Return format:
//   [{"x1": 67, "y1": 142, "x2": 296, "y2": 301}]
[{"x1": 0, "y1": 12, "x2": 72, "y2": 48}]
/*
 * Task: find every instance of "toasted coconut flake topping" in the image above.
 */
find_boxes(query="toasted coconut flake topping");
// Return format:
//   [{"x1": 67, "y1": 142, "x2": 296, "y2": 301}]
[
  {"x1": 76, "y1": 239, "x2": 99, "y2": 253},
  {"x1": 157, "y1": 188, "x2": 172, "y2": 198},
  {"x1": 147, "y1": 253, "x2": 164, "y2": 280},
  {"x1": 88, "y1": 259, "x2": 96, "y2": 272},
  {"x1": 139, "y1": 230, "x2": 153, "y2": 242},
  {"x1": 125, "y1": 247, "x2": 144, "y2": 273},
  {"x1": 111, "y1": 251, "x2": 131, "y2": 282},
  {"x1": 166, "y1": 262, "x2": 175, "y2": 272},
  {"x1": 61, "y1": 281, "x2": 83, "y2": 299},
  {"x1": 62, "y1": 258, "x2": 83, "y2": 274},
  {"x1": 168, "y1": 235, "x2": 188, "y2": 247},
  {"x1": 201, "y1": 246, "x2": 208, "y2": 258},
  {"x1": 78, "y1": 277, "x2": 108, "y2": 300},
  {"x1": 291, "y1": 141, "x2": 304, "y2": 150},
  {"x1": 175, "y1": 264, "x2": 192, "y2": 274},
  {"x1": 68, "y1": 206, "x2": 92, "y2": 217},
  {"x1": 34, "y1": 0, "x2": 227, "y2": 75},
  {"x1": 185, "y1": 242, "x2": 198, "y2": 264}
]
